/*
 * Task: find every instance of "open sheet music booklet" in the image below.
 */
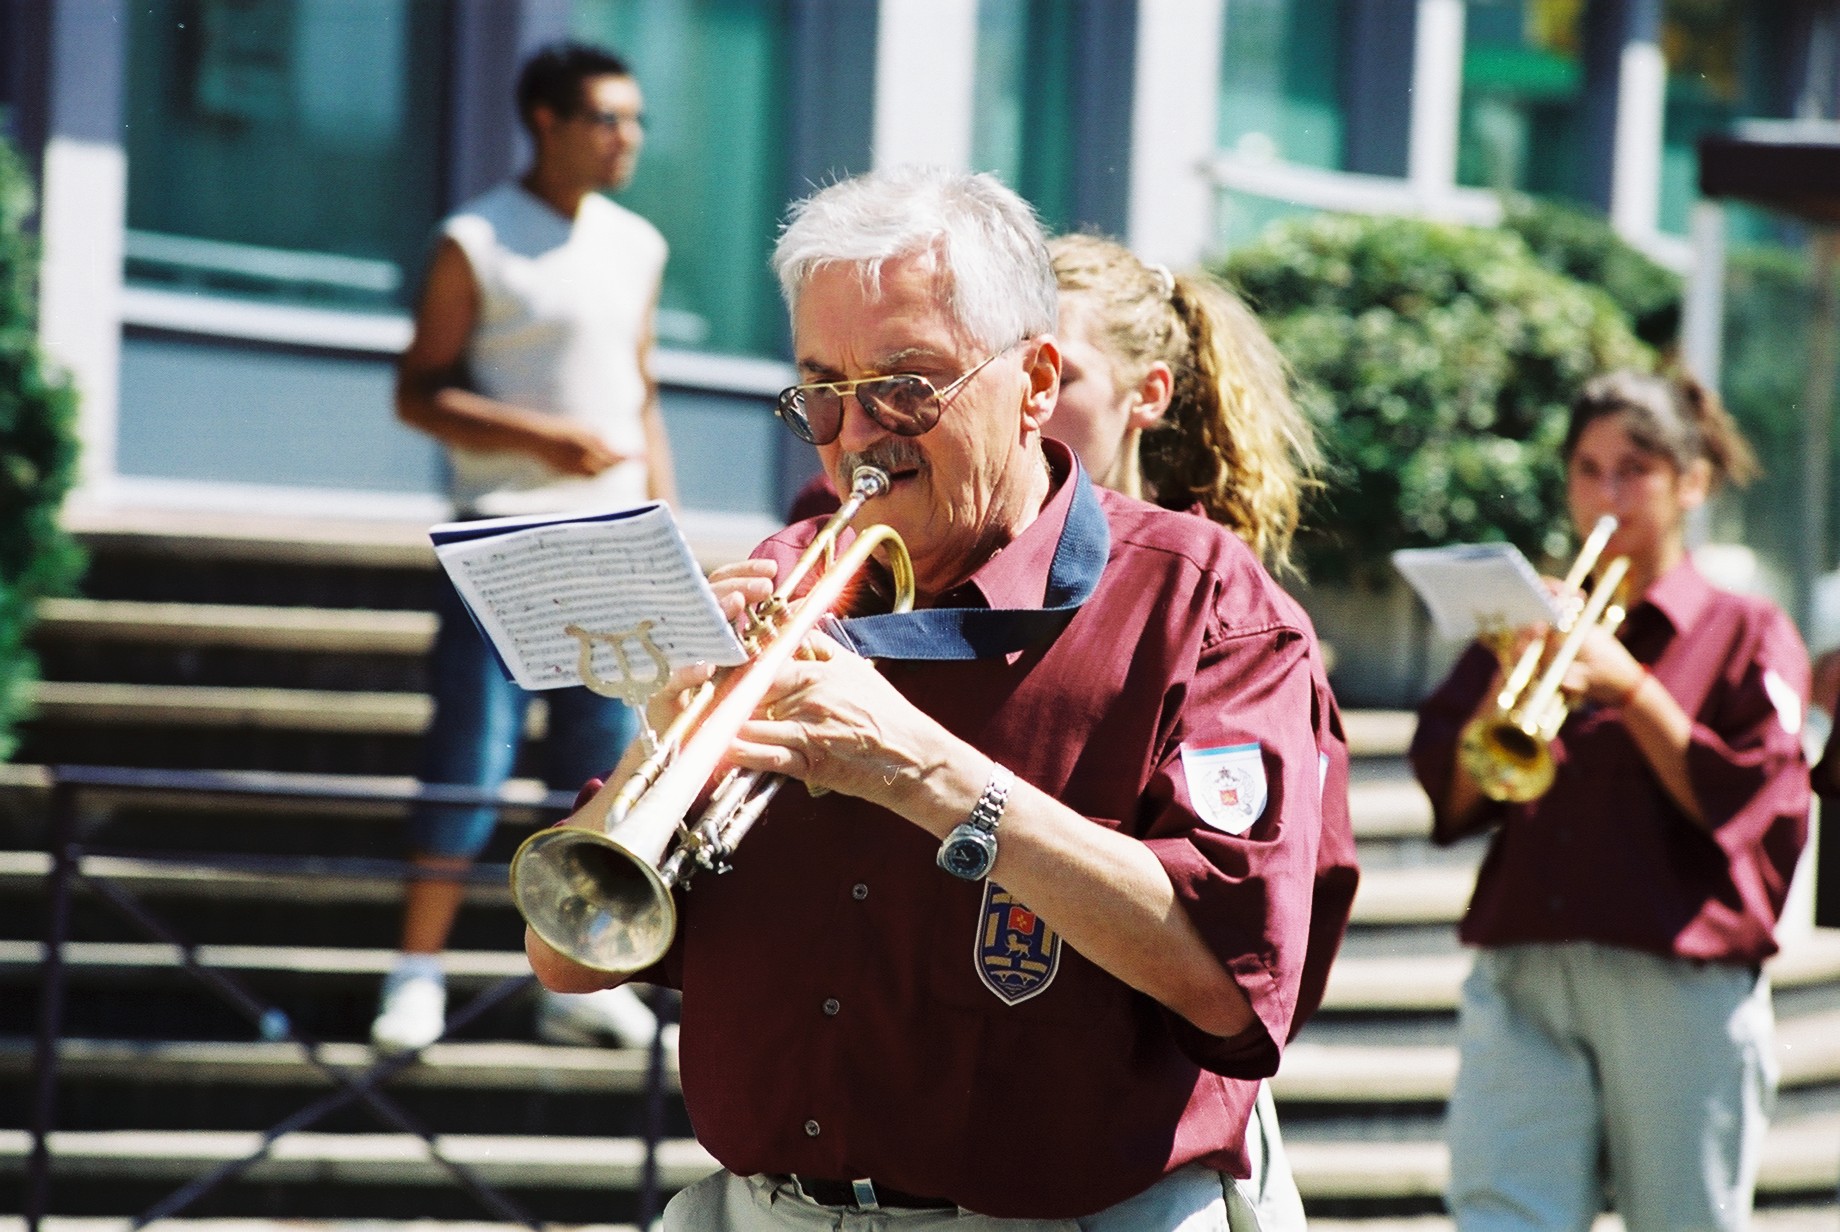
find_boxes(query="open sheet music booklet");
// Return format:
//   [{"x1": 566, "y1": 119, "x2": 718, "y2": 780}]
[
  {"x1": 1390, "y1": 542, "x2": 1565, "y2": 642},
  {"x1": 430, "y1": 502, "x2": 748, "y2": 693}
]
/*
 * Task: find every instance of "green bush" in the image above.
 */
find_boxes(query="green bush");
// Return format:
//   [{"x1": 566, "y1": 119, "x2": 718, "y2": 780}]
[
  {"x1": 0, "y1": 138, "x2": 83, "y2": 760},
  {"x1": 1220, "y1": 213, "x2": 1654, "y2": 582},
  {"x1": 1500, "y1": 196, "x2": 1684, "y2": 350}
]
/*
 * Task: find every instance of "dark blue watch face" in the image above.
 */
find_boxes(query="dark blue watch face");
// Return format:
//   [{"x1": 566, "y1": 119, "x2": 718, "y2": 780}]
[{"x1": 939, "y1": 828, "x2": 996, "y2": 879}]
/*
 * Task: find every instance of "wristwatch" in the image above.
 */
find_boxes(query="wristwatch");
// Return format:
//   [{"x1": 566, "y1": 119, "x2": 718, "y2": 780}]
[{"x1": 936, "y1": 763, "x2": 1014, "y2": 881}]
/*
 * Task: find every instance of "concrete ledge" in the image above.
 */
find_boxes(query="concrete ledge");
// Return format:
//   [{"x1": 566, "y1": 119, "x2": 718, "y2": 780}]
[
  {"x1": 35, "y1": 599, "x2": 436, "y2": 654},
  {"x1": 0, "y1": 1037, "x2": 674, "y2": 1090},
  {"x1": 0, "y1": 1128, "x2": 718, "y2": 1190},
  {"x1": 1320, "y1": 932, "x2": 1840, "y2": 1013},
  {"x1": 1287, "y1": 1110, "x2": 1840, "y2": 1200},
  {"x1": 0, "y1": 940, "x2": 530, "y2": 982},
  {"x1": 1275, "y1": 1005, "x2": 1840, "y2": 1102},
  {"x1": 26, "y1": 682, "x2": 442, "y2": 735},
  {"x1": 1349, "y1": 864, "x2": 1470, "y2": 924},
  {"x1": 1344, "y1": 711, "x2": 1415, "y2": 759},
  {"x1": 1348, "y1": 779, "x2": 1433, "y2": 840},
  {"x1": 0, "y1": 852, "x2": 516, "y2": 907}
]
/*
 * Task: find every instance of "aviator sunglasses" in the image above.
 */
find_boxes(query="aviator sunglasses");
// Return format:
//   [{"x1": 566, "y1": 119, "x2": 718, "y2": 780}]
[{"x1": 773, "y1": 342, "x2": 1020, "y2": 446}]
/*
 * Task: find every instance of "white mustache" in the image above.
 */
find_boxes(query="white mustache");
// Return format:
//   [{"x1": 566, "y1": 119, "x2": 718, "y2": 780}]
[{"x1": 839, "y1": 440, "x2": 926, "y2": 482}]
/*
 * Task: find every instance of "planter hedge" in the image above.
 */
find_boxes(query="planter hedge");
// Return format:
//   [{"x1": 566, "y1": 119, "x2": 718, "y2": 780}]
[
  {"x1": 1221, "y1": 213, "x2": 1654, "y2": 583},
  {"x1": 0, "y1": 137, "x2": 83, "y2": 760}
]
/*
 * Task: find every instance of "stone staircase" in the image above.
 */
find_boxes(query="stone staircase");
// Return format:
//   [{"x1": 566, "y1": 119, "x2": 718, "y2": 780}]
[{"x1": 2, "y1": 508, "x2": 1835, "y2": 1230}]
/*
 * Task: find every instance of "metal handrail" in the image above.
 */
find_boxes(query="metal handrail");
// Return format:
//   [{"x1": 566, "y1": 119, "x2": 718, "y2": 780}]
[{"x1": 25, "y1": 765, "x2": 676, "y2": 1230}]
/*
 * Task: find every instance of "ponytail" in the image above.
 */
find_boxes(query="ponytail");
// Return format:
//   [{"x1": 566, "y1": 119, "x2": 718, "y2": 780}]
[
  {"x1": 1049, "y1": 233, "x2": 1321, "y2": 574},
  {"x1": 1148, "y1": 273, "x2": 1322, "y2": 574}
]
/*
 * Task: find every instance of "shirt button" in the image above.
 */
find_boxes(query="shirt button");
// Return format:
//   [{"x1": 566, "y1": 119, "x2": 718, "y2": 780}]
[
  {"x1": 851, "y1": 883, "x2": 868, "y2": 901},
  {"x1": 804, "y1": 1119, "x2": 821, "y2": 1137},
  {"x1": 823, "y1": 998, "x2": 840, "y2": 1016}
]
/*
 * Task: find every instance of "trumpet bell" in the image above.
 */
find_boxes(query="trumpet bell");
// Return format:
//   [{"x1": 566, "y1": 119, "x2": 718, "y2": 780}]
[
  {"x1": 1458, "y1": 717, "x2": 1555, "y2": 803},
  {"x1": 510, "y1": 827, "x2": 677, "y2": 975}
]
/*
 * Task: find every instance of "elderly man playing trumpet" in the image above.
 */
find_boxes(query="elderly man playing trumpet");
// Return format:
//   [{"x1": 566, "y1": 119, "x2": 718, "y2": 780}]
[{"x1": 526, "y1": 166, "x2": 1337, "y2": 1230}]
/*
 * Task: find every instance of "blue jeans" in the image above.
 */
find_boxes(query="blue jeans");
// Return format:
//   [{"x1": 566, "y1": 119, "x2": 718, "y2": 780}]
[{"x1": 411, "y1": 576, "x2": 638, "y2": 858}]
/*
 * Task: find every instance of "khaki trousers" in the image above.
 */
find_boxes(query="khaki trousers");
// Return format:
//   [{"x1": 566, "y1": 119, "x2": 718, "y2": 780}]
[
  {"x1": 661, "y1": 1082, "x2": 1305, "y2": 1232},
  {"x1": 1446, "y1": 943, "x2": 1777, "y2": 1232}
]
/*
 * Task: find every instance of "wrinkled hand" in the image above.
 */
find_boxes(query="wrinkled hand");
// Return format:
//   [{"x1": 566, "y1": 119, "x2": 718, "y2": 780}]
[{"x1": 726, "y1": 630, "x2": 947, "y2": 812}]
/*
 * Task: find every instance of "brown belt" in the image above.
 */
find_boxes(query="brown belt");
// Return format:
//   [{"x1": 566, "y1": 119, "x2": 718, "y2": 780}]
[{"x1": 786, "y1": 1175, "x2": 957, "y2": 1210}]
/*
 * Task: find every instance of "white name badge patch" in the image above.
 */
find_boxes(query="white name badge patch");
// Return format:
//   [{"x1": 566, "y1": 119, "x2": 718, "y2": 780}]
[
  {"x1": 1762, "y1": 668, "x2": 1803, "y2": 736},
  {"x1": 1181, "y1": 742, "x2": 1268, "y2": 835}
]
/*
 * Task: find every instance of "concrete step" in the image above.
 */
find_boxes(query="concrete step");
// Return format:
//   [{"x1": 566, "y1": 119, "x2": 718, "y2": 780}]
[
  {"x1": 27, "y1": 683, "x2": 444, "y2": 737},
  {"x1": 0, "y1": 849, "x2": 1462, "y2": 927},
  {"x1": 0, "y1": 1214, "x2": 1834, "y2": 1232},
  {"x1": 1321, "y1": 931, "x2": 1840, "y2": 1013},
  {"x1": 0, "y1": 940, "x2": 530, "y2": 984},
  {"x1": 0, "y1": 1037, "x2": 673, "y2": 1091},
  {"x1": 0, "y1": 1128, "x2": 718, "y2": 1190},
  {"x1": 10, "y1": 933, "x2": 1839, "y2": 1022},
  {"x1": 63, "y1": 504, "x2": 771, "y2": 576},
  {"x1": 4, "y1": 1112, "x2": 1833, "y2": 1200},
  {"x1": 0, "y1": 851, "x2": 515, "y2": 908},
  {"x1": 35, "y1": 599, "x2": 435, "y2": 655},
  {"x1": 20, "y1": 997, "x2": 1837, "y2": 1111},
  {"x1": 1286, "y1": 1109, "x2": 1840, "y2": 1200},
  {"x1": 1343, "y1": 711, "x2": 1415, "y2": 760},
  {"x1": 0, "y1": 1222, "x2": 649, "y2": 1232},
  {"x1": 1275, "y1": 1004, "x2": 1840, "y2": 1102}
]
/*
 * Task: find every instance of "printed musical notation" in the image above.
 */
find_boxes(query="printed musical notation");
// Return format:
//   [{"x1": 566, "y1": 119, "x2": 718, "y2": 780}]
[{"x1": 431, "y1": 503, "x2": 747, "y2": 692}]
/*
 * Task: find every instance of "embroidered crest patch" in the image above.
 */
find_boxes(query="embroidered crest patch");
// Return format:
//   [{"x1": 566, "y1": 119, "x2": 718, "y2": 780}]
[
  {"x1": 1181, "y1": 742, "x2": 1268, "y2": 835},
  {"x1": 976, "y1": 882, "x2": 1060, "y2": 1005}
]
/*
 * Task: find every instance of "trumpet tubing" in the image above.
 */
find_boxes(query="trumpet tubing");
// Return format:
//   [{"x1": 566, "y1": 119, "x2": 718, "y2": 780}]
[
  {"x1": 510, "y1": 467, "x2": 912, "y2": 975},
  {"x1": 1458, "y1": 517, "x2": 1629, "y2": 803}
]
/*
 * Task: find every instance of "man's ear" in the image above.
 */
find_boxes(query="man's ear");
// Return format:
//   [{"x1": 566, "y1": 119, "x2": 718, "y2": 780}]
[
  {"x1": 1021, "y1": 337, "x2": 1062, "y2": 434},
  {"x1": 1127, "y1": 362, "x2": 1174, "y2": 432}
]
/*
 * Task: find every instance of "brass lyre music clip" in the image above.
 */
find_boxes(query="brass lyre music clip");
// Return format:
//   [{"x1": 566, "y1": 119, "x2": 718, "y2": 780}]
[{"x1": 564, "y1": 620, "x2": 671, "y2": 753}]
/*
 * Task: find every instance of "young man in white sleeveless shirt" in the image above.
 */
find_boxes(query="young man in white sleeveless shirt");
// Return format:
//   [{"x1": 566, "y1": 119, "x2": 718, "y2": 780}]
[{"x1": 374, "y1": 42, "x2": 675, "y2": 1054}]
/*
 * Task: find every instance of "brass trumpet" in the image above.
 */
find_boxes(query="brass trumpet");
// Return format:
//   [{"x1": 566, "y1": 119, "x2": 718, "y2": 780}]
[
  {"x1": 1457, "y1": 516, "x2": 1630, "y2": 803},
  {"x1": 511, "y1": 466, "x2": 914, "y2": 974}
]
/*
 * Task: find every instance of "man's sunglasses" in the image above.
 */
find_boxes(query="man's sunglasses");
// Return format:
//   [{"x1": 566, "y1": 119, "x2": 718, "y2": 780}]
[
  {"x1": 580, "y1": 109, "x2": 646, "y2": 131},
  {"x1": 774, "y1": 343, "x2": 1018, "y2": 446}
]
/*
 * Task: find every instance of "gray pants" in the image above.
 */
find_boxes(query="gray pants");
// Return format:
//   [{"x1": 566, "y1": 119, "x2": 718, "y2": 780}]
[
  {"x1": 1446, "y1": 943, "x2": 1777, "y2": 1232},
  {"x1": 663, "y1": 1082, "x2": 1305, "y2": 1231}
]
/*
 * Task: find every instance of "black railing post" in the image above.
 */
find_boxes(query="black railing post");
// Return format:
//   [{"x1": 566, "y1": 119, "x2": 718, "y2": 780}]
[
  {"x1": 26, "y1": 777, "x2": 82, "y2": 1232},
  {"x1": 635, "y1": 984, "x2": 670, "y2": 1228}
]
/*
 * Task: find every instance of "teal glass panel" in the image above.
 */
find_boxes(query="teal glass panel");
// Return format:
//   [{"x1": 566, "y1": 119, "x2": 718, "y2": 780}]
[
  {"x1": 123, "y1": 0, "x2": 447, "y2": 310},
  {"x1": 972, "y1": 0, "x2": 1077, "y2": 234},
  {"x1": 1657, "y1": 1, "x2": 1788, "y2": 238},
  {"x1": 1457, "y1": 0, "x2": 1587, "y2": 199},
  {"x1": 1217, "y1": 0, "x2": 1346, "y2": 171},
  {"x1": 572, "y1": 0, "x2": 789, "y2": 359}
]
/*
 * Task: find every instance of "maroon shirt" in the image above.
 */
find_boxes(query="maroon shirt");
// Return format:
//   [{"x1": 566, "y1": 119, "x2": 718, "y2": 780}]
[
  {"x1": 1411, "y1": 559, "x2": 1810, "y2": 965},
  {"x1": 651, "y1": 447, "x2": 1333, "y2": 1218}
]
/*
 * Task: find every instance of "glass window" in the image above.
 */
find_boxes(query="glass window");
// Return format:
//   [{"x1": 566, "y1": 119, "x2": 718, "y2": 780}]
[
  {"x1": 1217, "y1": 0, "x2": 1347, "y2": 170},
  {"x1": 1457, "y1": 0, "x2": 1588, "y2": 199},
  {"x1": 123, "y1": 0, "x2": 447, "y2": 312},
  {"x1": 1657, "y1": 1, "x2": 1792, "y2": 238},
  {"x1": 972, "y1": 0, "x2": 1078, "y2": 235},
  {"x1": 571, "y1": 0, "x2": 790, "y2": 359}
]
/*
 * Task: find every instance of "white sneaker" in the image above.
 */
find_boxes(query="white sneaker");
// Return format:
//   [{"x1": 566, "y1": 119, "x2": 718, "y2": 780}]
[
  {"x1": 535, "y1": 984, "x2": 677, "y2": 1051},
  {"x1": 371, "y1": 971, "x2": 446, "y2": 1053}
]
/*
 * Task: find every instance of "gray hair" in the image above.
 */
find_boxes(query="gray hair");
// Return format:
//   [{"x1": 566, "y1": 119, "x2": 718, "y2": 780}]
[{"x1": 772, "y1": 165, "x2": 1057, "y2": 353}]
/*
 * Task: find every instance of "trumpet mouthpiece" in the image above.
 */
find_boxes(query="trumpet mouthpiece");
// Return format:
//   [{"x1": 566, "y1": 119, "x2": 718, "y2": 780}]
[{"x1": 850, "y1": 466, "x2": 891, "y2": 500}]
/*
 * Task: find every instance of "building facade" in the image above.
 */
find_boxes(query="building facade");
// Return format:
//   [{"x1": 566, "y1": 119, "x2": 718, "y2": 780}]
[{"x1": 1, "y1": 0, "x2": 1833, "y2": 576}]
